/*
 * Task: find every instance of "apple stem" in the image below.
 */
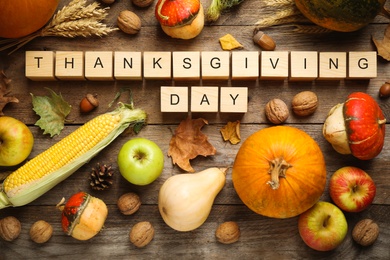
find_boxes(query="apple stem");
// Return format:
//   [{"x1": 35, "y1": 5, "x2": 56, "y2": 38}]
[
  {"x1": 157, "y1": 0, "x2": 170, "y2": 21},
  {"x1": 267, "y1": 157, "x2": 291, "y2": 190},
  {"x1": 323, "y1": 215, "x2": 331, "y2": 228}
]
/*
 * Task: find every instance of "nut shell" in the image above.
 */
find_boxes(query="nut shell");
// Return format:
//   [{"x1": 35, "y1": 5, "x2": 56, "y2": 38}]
[
  {"x1": 352, "y1": 219, "x2": 379, "y2": 246},
  {"x1": 117, "y1": 192, "x2": 141, "y2": 215},
  {"x1": 30, "y1": 220, "x2": 53, "y2": 244},
  {"x1": 379, "y1": 82, "x2": 390, "y2": 98},
  {"x1": 292, "y1": 91, "x2": 318, "y2": 116},
  {"x1": 132, "y1": 0, "x2": 153, "y2": 7},
  {"x1": 0, "y1": 216, "x2": 21, "y2": 242},
  {"x1": 215, "y1": 221, "x2": 240, "y2": 244},
  {"x1": 129, "y1": 221, "x2": 155, "y2": 248},
  {"x1": 117, "y1": 10, "x2": 141, "y2": 35},
  {"x1": 253, "y1": 31, "x2": 276, "y2": 51},
  {"x1": 265, "y1": 98, "x2": 289, "y2": 124}
]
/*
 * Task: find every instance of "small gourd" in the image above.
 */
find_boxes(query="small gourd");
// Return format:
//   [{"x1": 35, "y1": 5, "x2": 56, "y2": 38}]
[{"x1": 158, "y1": 167, "x2": 227, "y2": 232}]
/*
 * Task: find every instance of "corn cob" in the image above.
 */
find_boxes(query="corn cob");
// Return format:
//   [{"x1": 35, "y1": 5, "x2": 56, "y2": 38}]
[{"x1": 0, "y1": 103, "x2": 147, "y2": 209}]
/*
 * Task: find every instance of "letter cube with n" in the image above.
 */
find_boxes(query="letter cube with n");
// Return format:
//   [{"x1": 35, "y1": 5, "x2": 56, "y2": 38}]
[{"x1": 160, "y1": 86, "x2": 189, "y2": 112}]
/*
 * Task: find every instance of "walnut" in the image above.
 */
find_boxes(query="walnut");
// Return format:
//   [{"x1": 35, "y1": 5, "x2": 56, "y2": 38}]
[
  {"x1": 265, "y1": 98, "x2": 289, "y2": 124},
  {"x1": 352, "y1": 219, "x2": 379, "y2": 246},
  {"x1": 117, "y1": 192, "x2": 141, "y2": 215},
  {"x1": 29, "y1": 220, "x2": 53, "y2": 244},
  {"x1": 117, "y1": 10, "x2": 141, "y2": 35},
  {"x1": 0, "y1": 216, "x2": 21, "y2": 242},
  {"x1": 132, "y1": 0, "x2": 154, "y2": 7},
  {"x1": 129, "y1": 221, "x2": 155, "y2": 248},
  {"x1": 215, "y1": 221, "x2": 240, "y2": 244},
  {"x1": 291, "y1": 91, "x2": 318, "y2": 116}
]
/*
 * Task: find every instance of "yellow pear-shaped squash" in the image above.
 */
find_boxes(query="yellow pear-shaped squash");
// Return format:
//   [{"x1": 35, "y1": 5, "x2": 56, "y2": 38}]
[{"x1": 158, "y1": 167, "x2": 226, "y2": 232}]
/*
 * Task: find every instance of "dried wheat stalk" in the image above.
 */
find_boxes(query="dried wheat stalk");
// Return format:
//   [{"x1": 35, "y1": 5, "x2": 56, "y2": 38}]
[{"x1": 0, "y1": 0, "x2": 117, "y2": 54}]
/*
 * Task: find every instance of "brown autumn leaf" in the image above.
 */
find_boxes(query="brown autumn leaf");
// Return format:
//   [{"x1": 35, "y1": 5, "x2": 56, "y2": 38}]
[
  {"x1": 168, "y1": 117, "x2": 217, "y2": 172},
  {"x1": 220, "y1": 120, "x2": 241, "y2": 145},
  {"x1": 373, "y1": 23, "x2": 390, "y2": 61},
  {"x1": 0, "y1": 70, "x2": 19, "y2": 116}
]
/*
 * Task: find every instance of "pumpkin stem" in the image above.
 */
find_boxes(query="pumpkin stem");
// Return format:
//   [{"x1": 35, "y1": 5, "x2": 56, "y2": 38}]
[
  {"x1": 378, "y1": 118, "x2": 386, "y2": 125},
  {"x1": 267, "y1": 157, "x2": 291, "y2": 190},
  {"x1": 157, "y1": 0, "x2": 170, "y2": 21}
]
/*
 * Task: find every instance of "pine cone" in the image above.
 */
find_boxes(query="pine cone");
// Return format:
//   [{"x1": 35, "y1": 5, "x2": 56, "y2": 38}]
[{"x1": 89, "y1": 163, "x2": 114, "y2": 190}]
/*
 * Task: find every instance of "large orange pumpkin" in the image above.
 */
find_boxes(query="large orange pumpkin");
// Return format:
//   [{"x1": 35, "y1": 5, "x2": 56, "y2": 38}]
[
  {"x1": 0, "y1": 0, "x2": 59, "y2": 38},
  {"x1": 232, "y1": 126, "x2": 327, "y2": 218}
]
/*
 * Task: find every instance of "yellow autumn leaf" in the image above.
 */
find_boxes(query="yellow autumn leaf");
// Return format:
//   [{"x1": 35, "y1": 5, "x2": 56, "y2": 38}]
[
  {"x1": 219, "y1": 34, "x2": 243, "y2": 51},
  {"x1": 220, "y1": 120, "x2": 241, "y2": 144}
]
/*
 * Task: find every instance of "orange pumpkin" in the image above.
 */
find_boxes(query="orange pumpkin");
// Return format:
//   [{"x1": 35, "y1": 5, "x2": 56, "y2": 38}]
[
  {"x1": 0, "y1": 0, "x2": 59, "y2": 39},
  {"x1": 232, "y1": 126, "x2": 327, "y2": 218}
]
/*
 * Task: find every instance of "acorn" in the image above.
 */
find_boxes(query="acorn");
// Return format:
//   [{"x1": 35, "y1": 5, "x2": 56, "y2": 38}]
[{"x1": 80, "y1": 94, "x2": 99, "y2": 113}]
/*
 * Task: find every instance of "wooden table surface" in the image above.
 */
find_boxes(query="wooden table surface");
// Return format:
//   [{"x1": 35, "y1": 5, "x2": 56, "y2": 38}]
[{"x1": 1, "y1": 0, "x2": 390, "y2": 259}]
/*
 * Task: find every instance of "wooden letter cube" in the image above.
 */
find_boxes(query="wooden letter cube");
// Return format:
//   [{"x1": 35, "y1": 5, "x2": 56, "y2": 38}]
[
  {"x1": 143, "y1": 52, "x2": 172, "y2": 79},
  {"x1": 231, "y1": 51, "x2": 259, "y2": 80},
  {"x1": 191, "y1": 86, "x2": 219, "y2": 112},
  {"x1": 220, "y1": 87, "x2": 248, "y2": 113},
  {"x1": 25, "y1": 51, "x2": 56, "y2": 81},
  {"x1": 160, "y1": 86, "x2": 189, "y2": 112},
  {"x1": 318, "y1": 52, "x2": 347, "y2": 80},
  {"x1": 55, "y1": 51, "x2": 85, "y2": 80},
  {"x1": 201, "y1": 52, "x2": 230, "y2": 80},
  {"x1": 172, "y1": 51, "x2": 200, "y2": 80},
  {"x1": 85, "y1": 51, "x2": 114, "y2": 80},
  {"x1": 289, "y1": 51, "x2": 318, "y2": 81},
  {"x1": 260, "y1": 51, "x2": 289, "y2": 80},
  {"x1": 114, "y1": 51, "x2": 142, "y2": 80},
  {"x1": 348, "y1": 51, "x2": 377, "y2": 79}
]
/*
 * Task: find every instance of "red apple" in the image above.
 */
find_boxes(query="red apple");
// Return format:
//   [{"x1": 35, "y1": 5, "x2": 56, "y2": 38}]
[
  {"x1": 298, "y1": 201, "x2": 348, "y2": 251},
  {"x1": 0, "y1": 116, "x2": 34, "y2": 166},
  {"x1": 329, "y1": 166, "x2": 376, "y2": 212}
]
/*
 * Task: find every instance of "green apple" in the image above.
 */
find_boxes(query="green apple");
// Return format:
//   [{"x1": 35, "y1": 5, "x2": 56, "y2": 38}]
[
  {"x1": 0, "y1": 116, "x2": 34, "y2": 166},
  {"x1": 298, "y1": 201, "x2": 348, "y2": 251},
  {"x1": 117, "y1": 138, "x2": 164, "y2": 185}
]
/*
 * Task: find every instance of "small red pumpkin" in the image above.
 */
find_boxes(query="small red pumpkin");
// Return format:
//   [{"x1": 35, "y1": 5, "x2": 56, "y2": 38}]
[
  {"x1": 232, "y1": 126, "x2": 327, "y2": 219},
  {"x1": 155, "y1": 0, "x2": 204, "y2": 39},
  {"x1": 61, "y1": 192, "x2": 108, "y2": 241},
  {"x1": 323, "y1": 92, "x2": 386, "y2": 160}
]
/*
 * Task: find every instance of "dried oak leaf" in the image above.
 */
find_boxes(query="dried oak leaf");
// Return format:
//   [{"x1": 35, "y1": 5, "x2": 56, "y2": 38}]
[
  {"x1": 220, "y1": 120, "x2": 241, "y2": 145},
  {"x1": 0, "y1": 70, "x2": 19, "y2": 115},
  {"x1": 373, "y1": 23, "x2": 390, "y2": 61},
  {"x1": 31, "y1": 88, "x2": 72, "y2": 137},
  {"x1": 219, "y1": 34, "x2": 243, "y2": 51},
  {"x1": 168, "y1": 117, "x2": 217, "y2": 172}
]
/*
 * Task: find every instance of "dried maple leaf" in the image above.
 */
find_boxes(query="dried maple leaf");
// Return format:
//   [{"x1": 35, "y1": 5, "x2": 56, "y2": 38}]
[
  {"x1": 0, "y1": 70, "x2": 19, "y2": 115},
  {"x1": 219, "y1": 34, "x2": 243, "y2": 51},
  {"x1": 220, "y1": 120, "x2": 241, "y2": 145},
  {"x1": 31, "y1": 88, "x2": 72, "y2": 137},
  {"x1": 373, "y1": 23, "x2": 390, "y2": 61},
  {"x1": 168, "y1": 117, "x2": 217, "y2": 172}
]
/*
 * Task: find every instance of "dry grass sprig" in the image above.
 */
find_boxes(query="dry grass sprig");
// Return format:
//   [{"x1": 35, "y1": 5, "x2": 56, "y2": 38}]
[
  {"x1": 255, "y1": 7, "x2": 302, "y2": 27},
  {"x1": 0, "y1": 0, "x2": 117, "y2": 54},
  {"x1": 263, "y1": 0, "x2": 294, "y2": 7}
]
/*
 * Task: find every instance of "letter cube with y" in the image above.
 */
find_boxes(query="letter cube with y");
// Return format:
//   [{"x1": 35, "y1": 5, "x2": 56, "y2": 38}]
[
  {"x1": 25, "y1": 51, "x2": 56, "y2": 81},
  {"x1": 160, "y1": 86, "x2": 188, "y2": 112},
  {"x1": 220, "y1": 87, "x2": 248, "y2": 113}
]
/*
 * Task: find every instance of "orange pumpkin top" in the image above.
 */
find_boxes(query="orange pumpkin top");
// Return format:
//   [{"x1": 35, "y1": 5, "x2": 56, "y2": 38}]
[
  {"x1": 155, "y1": 0, "x2": 200, "y2": 27},
  {"x1": 0, "y1": 0, "x2": 59, "y2": 38},
  {"x1": 232, "y1": 126, "x2": 327, "y2": 218}
]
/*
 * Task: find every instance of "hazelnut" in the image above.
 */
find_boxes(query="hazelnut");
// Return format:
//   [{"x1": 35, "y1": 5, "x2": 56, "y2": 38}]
[
  {"x1": 253, "y1": 30, "x2": 276, "y2": 51},
  {"x1": 132, "y1": 0, "x2": 154, "y2": 8},
  {"x1": 117, "y1": 192, "x2": 141, "y2": 215},
  {"x1": 379, "y1": 82, "x2": 390, "y2": 98},
  {"x1": 30, "y1": 220, "x2": 53, "y2": 244},
  {"x1": 352, "y1": 219, "x2": 379, "y2": 246},
  {"x1": 0, "y1": 216, "x2": 21, "y2": 242},
  {"x1": 101, "y1": 0, "x2": 115, "y2": 4},
  {"x1": 80, "y1": 93, "x2": 99, "y2": 113},
  {"x1": 117, "y1": 10, "x2": 141, "y2": 35},
  {"x1": 215, "y1": 221, "x2": 240, "y2": 244},
  {"x1": 291, "y1": 91, "x2": 318, "y2": 116},
  {"x1": 129, "y1": 221, "x2": 154, "y2": 248},
  {"x1": 265, "y1": 98, "x2": 289, "y2": 124}
]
